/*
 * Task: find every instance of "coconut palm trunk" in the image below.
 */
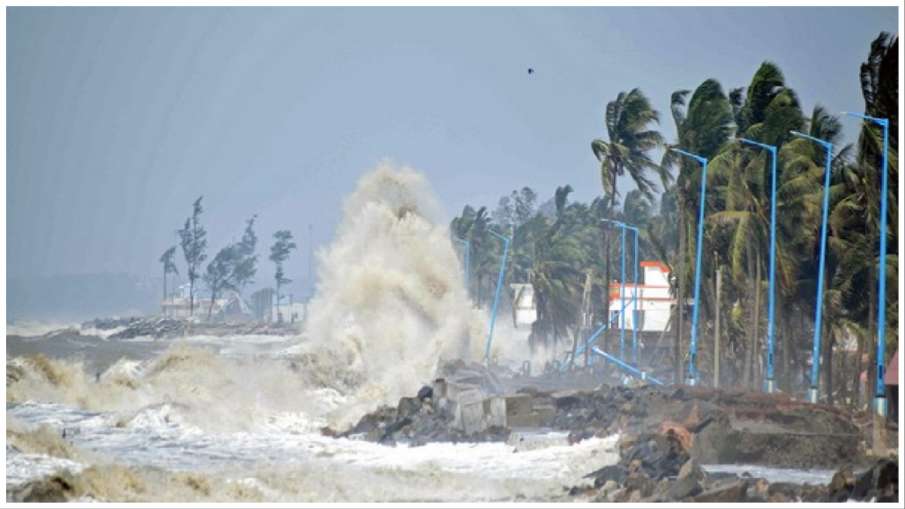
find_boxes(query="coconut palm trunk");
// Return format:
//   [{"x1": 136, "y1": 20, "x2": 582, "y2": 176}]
[{"x1": 675, "y1": 199, "x2": 686, "y2": 384}]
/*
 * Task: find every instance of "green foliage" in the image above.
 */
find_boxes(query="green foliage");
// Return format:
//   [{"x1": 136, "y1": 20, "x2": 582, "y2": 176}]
[
  {"x1": 177, "y1": 196, "x2": 208, "y2": 315},
  {"x1": 202, "y1": 215, "x2": 259, "y2": 319}
]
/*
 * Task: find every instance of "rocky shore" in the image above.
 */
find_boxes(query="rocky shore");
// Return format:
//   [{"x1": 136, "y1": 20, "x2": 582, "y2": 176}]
[
  {"x1": 81, "y1": 316, "x2": 299, "y2": 339},
  {"x1": 335, "y1": 362, "x2": 898, "y2": 502},
  {"x1": 570, "y1": 431, "x2": 897, "y2": 502}
]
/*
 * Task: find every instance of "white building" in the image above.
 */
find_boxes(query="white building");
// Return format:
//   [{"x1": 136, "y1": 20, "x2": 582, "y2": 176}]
[
  {"x1": 510, "y1": 283, "x2": 537, "y2": 327},
  {"x1": 608, "y1": 261, "x2": 674, "y2": 332}
]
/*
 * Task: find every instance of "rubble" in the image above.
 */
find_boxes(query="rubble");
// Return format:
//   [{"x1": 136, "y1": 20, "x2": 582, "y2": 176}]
[
  {"x1": 575, "y1": 428, "x2": 898, "y2": 502},
  {"x1": 340, "y1": 365, "x2": 868, "y2": 467}
]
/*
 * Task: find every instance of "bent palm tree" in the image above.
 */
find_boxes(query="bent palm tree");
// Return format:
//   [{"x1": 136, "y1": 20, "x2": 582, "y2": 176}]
[{"x1": 591, "y1": 88, "x2": 666, "y2": 358}]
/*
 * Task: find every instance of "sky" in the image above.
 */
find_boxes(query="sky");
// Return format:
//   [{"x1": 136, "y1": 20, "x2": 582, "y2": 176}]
[{"x1": 7, "y1": 6, "x2": 898, "y2": 284}]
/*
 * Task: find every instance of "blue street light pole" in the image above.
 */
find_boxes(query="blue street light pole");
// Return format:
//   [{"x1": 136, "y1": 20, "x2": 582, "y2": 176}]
[
  {"x1": 844, "y1": 112, "x2": 890, "y2": 417},
  {"x1": 621, "y1": 223, "x2": 641, "y2": 365},
  {"x1": 484, "y1": 229, "x2": 511, "y2": 365},
  {"x1": 739, "y1": 138, "x2": 779, "y2": 394},
  {"x1": 670, "y1": 148, "x2": 709, "y2": 386},
  {"x1": 453, "y1": 236, "x2": 471, "y2": 292},
  {"x1": 791, "y1": 131, "x2": 833, "y2": 404},
  {"x1": 620, "y1": 225, "x2": 627, "y2": 359},
  {"x1": 601, "y1": 218, "x2": 626, "y2": 360}
]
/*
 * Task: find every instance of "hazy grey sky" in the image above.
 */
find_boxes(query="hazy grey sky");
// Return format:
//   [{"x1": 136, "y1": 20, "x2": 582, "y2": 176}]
[{"x1": 7, "y1": 6, "x2": 897, "y2": 281}]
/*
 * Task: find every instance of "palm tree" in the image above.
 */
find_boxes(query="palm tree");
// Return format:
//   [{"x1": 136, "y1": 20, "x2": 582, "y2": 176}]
[
  {"x1": 660, "y1": 78, "x2": 733, "y2": 383},
  {"x1": 591, "y1": 88, "x2": 666, "y2": 356},
  {"x1": 853, "y1": 31, "x2": 899, "y2": 403},
  {"x1": 451, "y1": 205, "x2": 495, "y2": 305},
  {"x1": 159, "y1": 246, "x2": 179, "y2": 303},
  {"x1": 529, "y1": 186, "x2": 600, "y2": 354}
]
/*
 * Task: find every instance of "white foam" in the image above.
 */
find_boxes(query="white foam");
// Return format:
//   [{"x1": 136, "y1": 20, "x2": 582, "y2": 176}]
[
  {"x1": 6, "y1": 450, "x2": 85, "y2": 487},
  {"x1": 702, "y1": 464, "x2": 836, "y2": 485}
]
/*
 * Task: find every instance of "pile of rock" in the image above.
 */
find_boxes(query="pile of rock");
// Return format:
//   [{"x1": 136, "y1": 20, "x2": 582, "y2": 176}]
[
  {"x1": 571, "y1": 429, "x2": 898, "y2": 503},
  {"x1": 77, "y1": 316, "x2": 300, "y2": 340},
  {"x1": 107, "y1": 317, "x2": 187, "y2": 339},
  {"x1": 335, "y1": 381, "x2": 510, "y2": 445},
  {"x1": 82, "y1": 317, "x2": 143, "y2": 330}
]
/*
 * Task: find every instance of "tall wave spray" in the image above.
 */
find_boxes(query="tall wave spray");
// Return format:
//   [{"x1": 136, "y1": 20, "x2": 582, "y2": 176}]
[{"x1": 298, "y1": 163, "x2": 484, "y2": 422}]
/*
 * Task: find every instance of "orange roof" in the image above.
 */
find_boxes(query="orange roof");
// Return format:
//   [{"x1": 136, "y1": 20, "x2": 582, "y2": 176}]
[{"x1": 640, "y1": 261, "x2": 669, "y2": 273}]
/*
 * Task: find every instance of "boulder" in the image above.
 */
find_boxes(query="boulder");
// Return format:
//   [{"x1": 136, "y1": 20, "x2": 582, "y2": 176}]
[
  {"x1": 585, "y1": 464, "x2": 627, "y2": 487},
  {"x1": 416, "y1": 385, "x2": 433, "y2": 401},
  {"x1": 624, "y1": 473, "x2": 656, "y2": 498},
  {"x1": 693, "y1": 480, "x2": 748, "y2": 502},
  {"x1": 827, "y1": 466, "x2": 855, "y2": 501},
  {"x1": 666, "y1": 458, "x2": 705, "y2": 500},
  {"x1": 850, "y1": 459, "x2": 898, "y2": 502}
]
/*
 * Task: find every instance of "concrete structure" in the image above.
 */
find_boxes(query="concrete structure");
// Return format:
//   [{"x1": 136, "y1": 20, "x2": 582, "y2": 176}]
[
  {"x1": 608, "y1": 261, "x2": 674, "y2": 332},
  {"x1": 510, "y1": 283, "x2": 537, "y2": 328},
  {"x1": 161, "y1": 284, "x2": 253, "y2": 321}
]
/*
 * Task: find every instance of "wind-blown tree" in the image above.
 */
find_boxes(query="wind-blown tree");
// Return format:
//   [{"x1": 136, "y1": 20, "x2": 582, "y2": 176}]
[
  {"x1": 659, "y1": 78, "x2": 733, "y2": 383},
  {"x1": 529, "y1": 185, "x2": 599, "y2": 355},
  {"x1": 202, "y1": 216, "x2": 259, "y2": 320},
  {"x1": 488, "y1": 188, "x2": 539, "y2": 286},
  {"x1": 177, "y1": 196, "x2": 207, "y2": 316},
  {"x1": 203, "y1": 244, "x2": 239, "y2": 319},
  {"x1": 858, "y1": 31, "x2": 899, "y2": 401},
  {"x1": 270, "y1": 230, "x2": 297, "y2": 322},
  {"x1": 159, "y1": 246, "x2": 178, "y2": 301},
  {"x1": 826, "y1": 32, "x2": 899, "y2": 405},
  {"x1": 234, "y1": 215, "x2": 259, "y2": 291},
  {"x1": 451, "y1": 205, "x2": 497, "y2": 305},
  {"x1": 591, "y1": 88, "x2": 667, "y2": 355}
]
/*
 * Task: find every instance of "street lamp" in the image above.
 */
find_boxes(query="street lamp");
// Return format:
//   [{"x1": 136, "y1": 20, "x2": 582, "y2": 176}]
[
  {"x1": 601, "y1": 218, "x2": 627, "y2": 362},
  {"x1": 670, "y1": 148, "x2": 709, "y2": 386},
  {"x1": 738, "y1": 138, "x2": 779, "y2": 394},
  {"x1": 453, "y1": 236, "x2": 471, "y2": 291},
  {"x1": 844, "y1": 111, "x2": 890, "y2": 417},
  {"x1": 790, "y1": 130, "x2": 833, "y2": 404},
  {"x1": 484, "y1": 228, "x2": 511, "y2": 365},
  {"x1": 621, "y1": 223, "x2": 641, "y2": 366}
]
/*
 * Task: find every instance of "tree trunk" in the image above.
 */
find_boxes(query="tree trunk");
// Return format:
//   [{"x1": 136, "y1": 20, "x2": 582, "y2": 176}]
[
  {"x1": 189, "y1": 280, "x2": 195, "y2": 316},
  {"x1": 825, "y1": 328, "x2": 835, "y2": 405},
  {"x1": 752, "y1": 251, "x2": 762, "y2": 388},
  {"x1": 207, "y1": 288, "x2": 217, "y2": 320},
  {"x1": 866, "y1": 262, "x2": 877, "y2": 405},
  {"x1": 675, "y1": 199, "x2": 687, "y2": 384},
  {"x1": 777, "y1": 295, "x2": 787, "y2": 391},
  {"x1": 276, "y1": 281, "x2": 282, "y2": 323},
  {"x1": 713, "y1": 265, "x2": 722, "y2": 389}
]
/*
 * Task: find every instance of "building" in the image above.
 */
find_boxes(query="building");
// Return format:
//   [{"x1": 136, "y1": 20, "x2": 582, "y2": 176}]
[
  {"x1": 510, "y1": 283, "x2": 537, "y2": 327},
  {"x1": 161, "y1": 284, "x2": 253, "y2": 321},
  {"x1": 608, "y1": 261, "x2": 674, "y2": 332}
]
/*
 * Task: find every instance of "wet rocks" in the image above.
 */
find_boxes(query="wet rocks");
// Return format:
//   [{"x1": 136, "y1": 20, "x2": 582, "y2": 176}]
[
  {"x1": 107, "y1": 318, "x2": 186, "y2": 339},
  {"x1": 575, "y1": 424, "x2": 898, "y2": 503},
  {"x1": 82, "y1": 317, "x2": 143, "y2": 330},
  {"x1": 583, "y1": 464, "x2": 626, "y2": 487},
  {"x1": 80, "y1": 316, "x2": 300, "y2": 340},
  {"x1": 667, "y1": 459, "x2": 703, "y2": 499},
  {"x1": 8, "y1": 472, "x2": 78, "y2": 502},
  {"x1": 828, "y1": 459, "x2": 899, "y2": 502},
  {"x1": 692, "y1": 479, "x2": 748, "y2": 502},
  {"x1": 338, "y1": 377, "x2": 511, "y2": 445}
]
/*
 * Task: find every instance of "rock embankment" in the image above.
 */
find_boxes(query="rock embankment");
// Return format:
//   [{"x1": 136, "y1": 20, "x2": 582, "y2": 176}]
[
  {"x1": 80, "y1": 316, "x2": 298, "y2": 339},
  {"x1": 571, "y1": 430, "x2": 897, "y2": 502}
]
